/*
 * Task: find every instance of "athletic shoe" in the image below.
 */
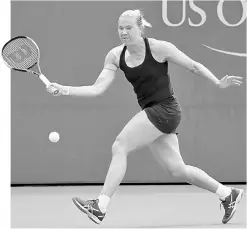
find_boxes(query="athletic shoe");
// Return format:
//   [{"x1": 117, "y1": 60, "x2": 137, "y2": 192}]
[
  {"x1": 220, "y1": 188, "x2": 244, "y2": 224},
  {"x1": 72, "y1": 197, "x2": 105, "y2": 224}
]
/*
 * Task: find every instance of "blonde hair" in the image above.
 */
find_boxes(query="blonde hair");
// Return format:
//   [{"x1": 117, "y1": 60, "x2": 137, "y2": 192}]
[{"x1": 120, "y1": 9, "x2": 152, "y2": 34}]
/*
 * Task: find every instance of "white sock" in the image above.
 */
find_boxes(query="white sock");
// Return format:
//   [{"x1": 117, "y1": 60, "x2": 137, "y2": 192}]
[
  {"x1": 98, "y1": 194, "x2": 111, "y2": 213},
  {"x1": 216, "y1": 184, "x2": 232, "y2": 201}
]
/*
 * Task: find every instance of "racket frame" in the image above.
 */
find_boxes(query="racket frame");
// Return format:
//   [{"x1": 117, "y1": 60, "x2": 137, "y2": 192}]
[{"x1": 2, "y1": 36, "x2": 42, "y2": 75}]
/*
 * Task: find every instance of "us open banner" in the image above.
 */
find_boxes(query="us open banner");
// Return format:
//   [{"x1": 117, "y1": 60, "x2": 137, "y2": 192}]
[{"x1": 162, "y1": 0, "x2": 246, "y2": 57}]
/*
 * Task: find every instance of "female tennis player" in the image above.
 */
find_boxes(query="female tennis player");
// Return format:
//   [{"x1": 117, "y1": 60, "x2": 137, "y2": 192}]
[{"x1": 47, "y1": 9, "x2": 244, "y2": 225}]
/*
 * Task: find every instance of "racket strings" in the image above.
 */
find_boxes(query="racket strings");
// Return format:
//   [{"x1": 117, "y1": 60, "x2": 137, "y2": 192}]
[{"x1": 2, "y1": 38, "x2": 39, "y2": 70}]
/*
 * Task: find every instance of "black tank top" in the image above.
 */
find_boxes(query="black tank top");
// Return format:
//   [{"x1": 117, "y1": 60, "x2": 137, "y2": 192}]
[{"x1": 119, "y1": 37, "x2": 174, "y2": 109}]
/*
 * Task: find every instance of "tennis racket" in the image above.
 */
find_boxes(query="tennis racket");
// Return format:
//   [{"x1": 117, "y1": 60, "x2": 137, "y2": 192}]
[{"x1": 1, "y1": 36, "x2": 59, "y2": 95}]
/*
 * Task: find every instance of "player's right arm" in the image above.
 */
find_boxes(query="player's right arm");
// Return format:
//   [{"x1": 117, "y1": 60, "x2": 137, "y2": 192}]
[{"x1": 47, "y1": 49, "x2": 119, "y2": 97}]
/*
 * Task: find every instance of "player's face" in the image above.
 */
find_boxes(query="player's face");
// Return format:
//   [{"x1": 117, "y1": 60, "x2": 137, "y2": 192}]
[{"x1": 118, "y1": 16, "x2": 142, "y2": 45}]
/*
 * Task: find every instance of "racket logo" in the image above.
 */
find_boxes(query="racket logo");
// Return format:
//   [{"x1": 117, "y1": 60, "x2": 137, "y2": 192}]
[{"x1": 7, "y1": 44, "x2": 32, "y2": 63}]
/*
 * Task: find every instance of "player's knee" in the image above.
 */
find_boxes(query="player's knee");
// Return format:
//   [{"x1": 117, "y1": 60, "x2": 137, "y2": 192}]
[
  {"x1": 111, "y1": 138, "x2": 127, "y2": 157},
  {"x1": 167, "y1": 163, "x2": 187, "y2": 179}
]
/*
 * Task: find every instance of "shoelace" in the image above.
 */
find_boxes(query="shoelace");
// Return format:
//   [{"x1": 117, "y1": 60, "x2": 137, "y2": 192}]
[{"x1": 85, "y1": 199, "x2": 99, "y2": 213}]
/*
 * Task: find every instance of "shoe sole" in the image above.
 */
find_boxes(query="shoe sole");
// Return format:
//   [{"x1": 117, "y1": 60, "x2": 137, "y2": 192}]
[
  {"x1": 222, "y1": 189, "x2": 244, "y2": 224},
  {"x1": 72, "y1": 198, "x2": 101, "y2": 224}
]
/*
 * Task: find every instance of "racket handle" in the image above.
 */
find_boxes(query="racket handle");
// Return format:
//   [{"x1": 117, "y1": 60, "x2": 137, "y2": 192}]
[
  {"x1": 39, "y1": 74, "x2": 59, "y2": 95},
  {"x1": 39, "y1": 74, "x2": 51, "y2": 86}
]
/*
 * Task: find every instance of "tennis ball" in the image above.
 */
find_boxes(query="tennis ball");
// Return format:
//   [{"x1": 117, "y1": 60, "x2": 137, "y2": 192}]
[{"x1": 49, "y1": 132, "x2": 60, "y2": 143}]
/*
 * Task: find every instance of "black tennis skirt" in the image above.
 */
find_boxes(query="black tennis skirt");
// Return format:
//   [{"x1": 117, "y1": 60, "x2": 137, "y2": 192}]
[{"x1": 144, "y1": 96, "x2": 182, "y2": 134}]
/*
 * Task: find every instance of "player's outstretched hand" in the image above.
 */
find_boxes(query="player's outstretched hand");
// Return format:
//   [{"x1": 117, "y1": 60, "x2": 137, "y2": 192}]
[
  {"x1": 217, "y1": 75, "x2": 243, "y2": 89},
  {"x1": 47, "y1": 83, "x2": 70, "y2": 96}
]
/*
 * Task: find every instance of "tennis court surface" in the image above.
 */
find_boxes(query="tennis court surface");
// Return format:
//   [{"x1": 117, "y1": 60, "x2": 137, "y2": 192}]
[{"x1": 11, "y1": 184, "x2": 246, "y2": 228}]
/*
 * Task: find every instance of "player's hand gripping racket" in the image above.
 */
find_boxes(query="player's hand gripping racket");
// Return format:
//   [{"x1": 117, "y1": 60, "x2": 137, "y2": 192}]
[{"x1": 1, "y1": 36, "x2": 59, "y2": 95}]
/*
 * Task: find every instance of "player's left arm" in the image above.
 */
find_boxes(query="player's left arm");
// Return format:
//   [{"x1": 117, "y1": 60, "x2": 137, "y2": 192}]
[
  {"x1": 159, "y1": 41, "x2": 220, "y2": 86},
  {"x1": 159, "y1": 41, "x2": 243, "y2": 88}
]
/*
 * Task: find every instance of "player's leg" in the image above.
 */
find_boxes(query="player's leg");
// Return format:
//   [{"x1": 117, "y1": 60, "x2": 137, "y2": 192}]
[
  {"x1": 150, "y1": 134, "x2": 221, "y2": 192},
  {"x1": 100, "y1": 110, "x2": 164, "y2": 198},
  {"x1": 149, "y1": 133, "x2": 244, "y2": 224},
  {"x1": 72, "y1": 110, "x2": 164, "y2": 224}
]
